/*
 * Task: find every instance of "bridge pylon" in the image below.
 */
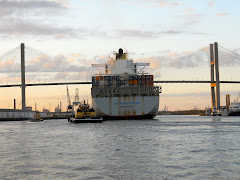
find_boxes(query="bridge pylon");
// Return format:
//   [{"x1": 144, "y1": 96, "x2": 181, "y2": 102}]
[
  {"x1": 21, "y1": 43, "x2": 26, "y2": 110},
  {"x1": 210, "y1": 42, "x2": 220, "y2": 114}
]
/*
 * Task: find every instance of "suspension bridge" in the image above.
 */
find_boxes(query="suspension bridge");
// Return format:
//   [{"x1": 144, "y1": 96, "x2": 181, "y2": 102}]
[{"x1": 0, "y1": 42, "x2": 240, "y2": 111}]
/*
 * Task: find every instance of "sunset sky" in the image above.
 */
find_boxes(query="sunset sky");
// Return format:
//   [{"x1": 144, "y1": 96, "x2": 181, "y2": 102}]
[{"x1": 0, "y1": 0, "x2": 240, "y2": 111}]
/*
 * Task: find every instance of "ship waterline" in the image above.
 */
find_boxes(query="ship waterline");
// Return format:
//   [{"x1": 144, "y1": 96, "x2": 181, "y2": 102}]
[
  {"x1": 92, "y1": 96, "x2": 159, "y2": 119},
  {"x1": 229, "y1": 102, "x2": 240, "y2": 115}
]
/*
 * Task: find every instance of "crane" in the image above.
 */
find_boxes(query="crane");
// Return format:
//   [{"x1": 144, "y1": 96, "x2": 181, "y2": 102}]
[
  {"x1": 73, "y1": 88, "x2": 81, "y2": 106},
  {"x1": 66, "y1": 86, "x2": 73, "y2": 110}
]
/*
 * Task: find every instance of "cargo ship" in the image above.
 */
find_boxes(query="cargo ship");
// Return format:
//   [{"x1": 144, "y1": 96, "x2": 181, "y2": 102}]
[{"x1": 91, "y1": 48, "x2": 161, "y2": 120}]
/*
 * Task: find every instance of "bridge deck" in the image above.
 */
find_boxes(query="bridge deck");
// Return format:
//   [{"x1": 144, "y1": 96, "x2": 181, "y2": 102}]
[{"x1": 0, "y1": 81, "x2": 240, "y2": 88}]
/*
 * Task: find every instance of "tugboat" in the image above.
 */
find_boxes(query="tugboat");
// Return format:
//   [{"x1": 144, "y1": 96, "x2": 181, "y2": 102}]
[
  {"x1": 68, "y1": 100, "x2": 103, "y2": 123},
  {"x1": 30, "y1": 111, "x2": 43, "y2": 122}
]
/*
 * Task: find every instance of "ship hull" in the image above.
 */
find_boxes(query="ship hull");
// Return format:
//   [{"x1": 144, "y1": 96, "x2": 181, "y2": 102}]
[
  {"x1": 229, "y1": 109, "x2": 240, "y2": 115},
  {"x1": 229, "y1": 102, "x2": 240, "y2": 116},
  {"x1": 92, "y1": 96, "x2": 159, "y2": 120}
]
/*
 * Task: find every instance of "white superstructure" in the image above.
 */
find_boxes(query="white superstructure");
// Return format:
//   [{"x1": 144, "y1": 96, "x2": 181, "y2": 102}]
[{"x1": 92, "y1": 49, "x2": 149, "y2": 75}]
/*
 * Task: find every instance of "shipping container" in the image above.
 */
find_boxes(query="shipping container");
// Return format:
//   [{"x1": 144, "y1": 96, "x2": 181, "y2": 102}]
[
  {"x1": 146, "y1": 75, "x2": 150, "y2": 80},
  {"x1": 137, "y1": 76, "x2": 142, "y2": 80},
  {"x1": 100, "y1": 76, "x2": 104, "y2": 81},
  {"x1": 134, "y1": 76, "x2": 138, "y2": 80},
  {"x1": 138, "y1": 79, "x2": 142, "y2": 85},
  {"x1": 117, "y1": 80, "x2": 121, "y2": 86},
  {"x1": 112, "y1": 81, "x2": 117, "y2": 86},
  {"x1": 120, "y1": 76, "x2": 124, "y2": 80},
  {"x1": 108, "y1": 81, "x2": 112, "y2": 86},
  {"x1": 92, "y1": 76, "x2": 96, "y2": 82},
  {"x1": 129, "y1": 80, "x2": 134, "y2": 85},
  {"x1": 129, "y1": 76, "x2": 134, "y2": 80},
  {"x1": 104, "y1": 76, "x2": 112, "y2": 81},
  {"x1": 100, "y1": 81, "x2": 105, "y2": 86},
  {"x1": 146, "y1": 80, "x2": 150, "y2": 86},
  {"x1": 150, "y1": 75, "x2": 153, "y2": 80},
  {"x1": 142, "y1": 75, "x2": 146, "y2": 80},
  {"x1": 134, "y1": 80, "x2": 138, "y2": 84},
  {"x1": 96, "y1": 76, "x2": 100, "y2": 81}
]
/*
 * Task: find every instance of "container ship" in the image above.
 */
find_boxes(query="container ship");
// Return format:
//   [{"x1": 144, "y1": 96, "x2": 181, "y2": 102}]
[{"x1": 91, "y1": 48, "x2": 161, "y2": 120}]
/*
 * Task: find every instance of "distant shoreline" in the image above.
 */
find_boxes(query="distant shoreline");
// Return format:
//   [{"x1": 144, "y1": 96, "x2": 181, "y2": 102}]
[{"x1": 158, "y1": 110, "x2": 204, "y2": 116}]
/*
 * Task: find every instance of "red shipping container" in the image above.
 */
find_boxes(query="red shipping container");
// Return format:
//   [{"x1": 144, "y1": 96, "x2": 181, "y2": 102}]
[{"x1": 146, "y1": 80, "x2": 150, "y2": 86}]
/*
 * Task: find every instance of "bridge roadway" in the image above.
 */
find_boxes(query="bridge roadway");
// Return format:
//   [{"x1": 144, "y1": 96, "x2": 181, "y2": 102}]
[{"x1": 0, "y1": 81, "x2": 240, "y2": 88}]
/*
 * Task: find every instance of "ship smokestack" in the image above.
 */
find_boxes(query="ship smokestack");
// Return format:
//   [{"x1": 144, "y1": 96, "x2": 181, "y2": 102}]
[
  {"x1": 14, "y1": 99, "x2": 16, "y2": 109},
  {"x1": 119, "y1": 48, "x2": 123, "y2": 54}
]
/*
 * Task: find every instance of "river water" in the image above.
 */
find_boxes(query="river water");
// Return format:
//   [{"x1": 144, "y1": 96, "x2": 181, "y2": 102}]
[{"x1": 0, "y1": 115, "x2": 240, "y2": 180}]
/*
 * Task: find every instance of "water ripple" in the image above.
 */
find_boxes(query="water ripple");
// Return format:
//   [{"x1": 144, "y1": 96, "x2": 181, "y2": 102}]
[{"x1": 0, "y1": 116, "x2": 240, "y2": 179}]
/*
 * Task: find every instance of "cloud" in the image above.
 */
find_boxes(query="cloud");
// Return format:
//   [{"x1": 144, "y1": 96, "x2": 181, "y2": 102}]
[
  {"x1": 150, "y1": 2, "x2": 166, "y2": 8},
  {"x1": 171, "y1": 2, "x2": 180, "y2": 7},
  {"x1": 122, "y1": 0, "x2": 180, "y2": 9},
  {"x1": 217, "y1": 13, "x2": 229, "y2": 17},
  {"x1": 0, "y1": 58, "x2": 20, "y2": 73},
  {"x1": 158, "y1": 50, "x2": 172, "y2": 54},
  {"x1": 208, "y1": 0, "x2": 216, "y2": 7},
  {"x1": 181, "y1": 13, "x2": 204, "y2": 27},
  {"x1": 0, "y1": 0, "x2": 77, "y2": 39},
  {"x1": 184, "y1": 7, "x2": 195, "y2": 13},
  {"x1": 0, "y1": 0, "x2": 70, "y2": 17},
  {"x1": 0, "y1": 75, "x2": 21, "y2": 84},
  {"x1": 0, "y1": 18, "x2": 76, "y2": 37},
  {"x1": 0, "y1": 17, "x2": 109, "y2": 39},
  {"x1": 114, "y1": 29, "x2": 206, "y2": 38},
  {"x1": 0, "y1": 0, "x2": 204, "y2": 39},
  {"x1": 0, "y1": 0, "x2": 69, "y2": 10},
  {"x1": 136, "y1": 47, "x2": 212, "y2": 72},
  {"x1": 233, "y1": 48, "x2": 240, "y2": 54},
  {"x1": 24, "y1": 52, "x2": 95, "y2": 82},
  {"x1": 0, "y1": 17, "x2": 205, "y2": 39},
  {"x1": 183, "y1": 19, "x2": 199, "y2": 26}
]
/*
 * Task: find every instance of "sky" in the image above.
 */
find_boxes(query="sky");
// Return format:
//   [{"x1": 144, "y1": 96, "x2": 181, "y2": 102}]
[{"x1": 0, "y1": 0, "x2": 240, "y2": 111}]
